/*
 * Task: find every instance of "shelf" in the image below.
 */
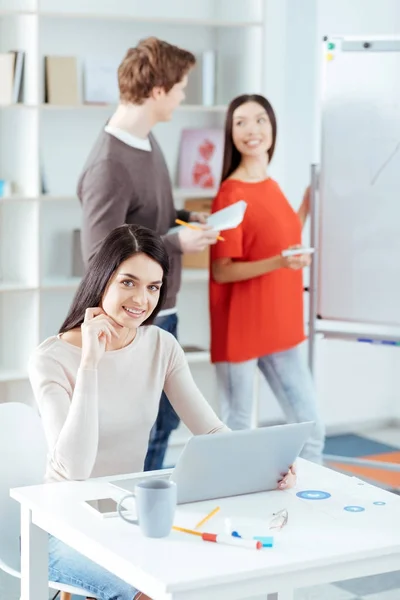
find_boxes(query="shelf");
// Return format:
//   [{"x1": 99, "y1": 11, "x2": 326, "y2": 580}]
[
  {"x1": 0, "y1": 282, "x2": 37, "y2": 292},
  {"x1": 40, "y1": 103, "x2": 114, "y2": 111},
  {"x1": 1, "y1": 103, "x2": 227, "y2": 113},
  {"x1": 3, "y1": 190, "x2": 215, "y2": 205},
  {"x1": 173, "y1": 188, "x2": 217, "y2": 200},
  {"x1": 1, "y1": 195, "x2": 78, "y2": 203},
  {"x1": 0, "y1": 103, "x2": 111, "y2": 111},
  {"x1": 0, "y1": 10, "x2": 35, "y2": 17},
  {"x1": 0, "y1": 9, "x2": 262, "y2": 27},
  {"x1": 182, "y1": 269, "x2": 209, "y2": 283},
  {"x1": 184, "y1": 350, "x2": 210, "y2": 364},
  {"x1": 3, "y1": 192, "x2": 214, "y2": 205},
  {"x1": 39, "y1": 194, "x2": 78, "y2": 202},
  {"x1": 6, "y1": 192, "x2": 215, "y2": 205},
  {"x1": 0, "y1": 195, "x2": 38, "y2": 203},
  {"x1": 41, "y1": 277, "x2": 81, "y2": 291},
  {"x1": 178, "y1": 104, "x2": 227, "y2": 112},
  {"x1": 5, "y1": 191, "x2": 215, "y2": 204},
  {"x1": 0, "y1": 0, "x2": 262, "y2": 410},
  {"x1": 0, "y1": 103, "x2": 36, "y2": 109},
  {"x1": 37, "y1": 12, "x2": 263, "y2": 27},
  {"x1": 0, "y1": 369, "x2": 28, "y2": 383}
]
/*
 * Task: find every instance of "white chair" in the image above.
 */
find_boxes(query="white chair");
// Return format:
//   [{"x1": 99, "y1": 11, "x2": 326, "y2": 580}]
[{"x1": 0, "y1": 401, "x2": 97, "y2": 600}]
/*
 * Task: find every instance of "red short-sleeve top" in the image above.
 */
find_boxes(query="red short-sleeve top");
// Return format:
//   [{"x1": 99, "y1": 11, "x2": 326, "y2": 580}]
[{"x1": 209, "y1": 178, "x2": 305, "y2": 363}]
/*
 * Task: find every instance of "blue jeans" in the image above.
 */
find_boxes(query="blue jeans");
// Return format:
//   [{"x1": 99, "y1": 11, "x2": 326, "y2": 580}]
[
  {"x1": 144, "y1": 313, "x2": 180, "y2": 471},
  {"x1": 48, "y1": 535, "x2": 139, "y2": 600},
  {"x1": 215, "y1": 343, "x2": 325, "y2": 463}
]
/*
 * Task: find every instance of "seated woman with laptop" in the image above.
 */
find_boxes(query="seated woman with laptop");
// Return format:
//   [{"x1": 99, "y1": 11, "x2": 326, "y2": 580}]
[{"x1": 28, "y1": 224, "x2": 296, "y2": 600}]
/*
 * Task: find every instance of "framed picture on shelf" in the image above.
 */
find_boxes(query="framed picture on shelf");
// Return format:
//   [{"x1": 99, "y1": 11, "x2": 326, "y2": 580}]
[
  {"x1": 178, "y1": 128, "x2": 224, "y2": 189},
  {"x1": 83, "y1": 56, "x2": 120, "y2": 104}
]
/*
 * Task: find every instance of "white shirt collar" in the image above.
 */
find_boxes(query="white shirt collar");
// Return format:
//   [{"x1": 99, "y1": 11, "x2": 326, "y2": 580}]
[{"x1": 104, "y1": 125, "x2": 151, "y2": 151}]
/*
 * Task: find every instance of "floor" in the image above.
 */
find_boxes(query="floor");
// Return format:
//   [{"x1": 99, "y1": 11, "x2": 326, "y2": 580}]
[
  {"x1": 1, "y1": 427, "x2": 398, "y2": 600},
  {"x1": 323, "y1": 427, "x2": 400, "y2": 490}
]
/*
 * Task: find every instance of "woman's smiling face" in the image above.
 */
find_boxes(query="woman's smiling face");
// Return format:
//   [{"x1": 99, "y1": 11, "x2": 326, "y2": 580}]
[
  {"x1": 101, "y1": 252, "x2": 163, "y2": 328},
  {"x1": 231, "y1": 101, "x2": 273, "y2": 159}
]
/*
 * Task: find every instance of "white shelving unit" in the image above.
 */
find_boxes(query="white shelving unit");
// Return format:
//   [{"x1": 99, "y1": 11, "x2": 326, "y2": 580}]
[
  {"x1": 1, "y1": 103, "x2": 228, "y2": 112},
  {"x1": 0, "y1": 0, "x2": 265, "y2": 435}
]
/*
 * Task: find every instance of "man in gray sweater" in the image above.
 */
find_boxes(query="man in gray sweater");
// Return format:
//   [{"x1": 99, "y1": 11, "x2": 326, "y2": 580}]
[{"x1": 77, "y1": 37, "x2": 219, "y2": 471}]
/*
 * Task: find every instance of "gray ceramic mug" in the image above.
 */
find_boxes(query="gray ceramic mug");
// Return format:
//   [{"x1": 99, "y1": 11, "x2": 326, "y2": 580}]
[{"x1": 117, "y1": 479, "x2": 177, "y2": 538}]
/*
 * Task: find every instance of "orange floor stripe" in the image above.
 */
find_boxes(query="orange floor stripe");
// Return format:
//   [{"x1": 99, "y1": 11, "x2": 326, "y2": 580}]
[{"x1": 329, "y1": 451, "x2": 400, "y2": 488}]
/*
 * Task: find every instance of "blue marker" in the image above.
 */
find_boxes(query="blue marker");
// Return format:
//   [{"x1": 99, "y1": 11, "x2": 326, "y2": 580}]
[
  {"x1": 357, "y1": 338, "x2": 399, "y2": 346},
  {"x1": 232, "y1": 531, "x2": 274, "y2": 547},
  {"x1": 254, "y1": 536, "x2": 274, "y2": 547}
]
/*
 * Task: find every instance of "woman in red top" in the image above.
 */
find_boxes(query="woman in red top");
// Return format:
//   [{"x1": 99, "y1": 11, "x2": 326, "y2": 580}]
[{"x1": 210, "y1": 94, "x2": 325, "y2": 463}]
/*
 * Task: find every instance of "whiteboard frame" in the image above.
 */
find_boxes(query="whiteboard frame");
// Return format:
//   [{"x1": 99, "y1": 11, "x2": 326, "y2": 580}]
[{"x1": 308, "y1": 35, "x2": 400, "y2": 374}]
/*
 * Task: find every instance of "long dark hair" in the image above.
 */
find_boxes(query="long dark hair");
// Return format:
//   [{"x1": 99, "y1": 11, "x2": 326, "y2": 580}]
[
  {"x1": 221, "y1": 94, "x2": 277, "y2": 183},
  {"x1": 59, "y1": 224, "x2": 169, "y2": 333}
]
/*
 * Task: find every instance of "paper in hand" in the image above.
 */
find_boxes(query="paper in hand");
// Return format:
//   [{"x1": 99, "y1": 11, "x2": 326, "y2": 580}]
[
  {"x1": 167, "y1": 200, "x2": 247, "y2": 235},
  {"x1": 206, "y1": 200, "x2": 247, "y2": 232}
]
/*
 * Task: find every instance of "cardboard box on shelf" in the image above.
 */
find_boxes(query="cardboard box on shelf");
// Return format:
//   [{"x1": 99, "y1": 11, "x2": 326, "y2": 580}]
[
  {"x1": 181, "y1": 198, "x2": 213, "y2": 269},
  {"x1": 45, "y1": 56, "x2": 79, "y2": 105}
]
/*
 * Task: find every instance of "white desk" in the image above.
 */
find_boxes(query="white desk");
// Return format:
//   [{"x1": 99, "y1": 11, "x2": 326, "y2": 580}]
[{"x1": 11, "y1": 459, "x2": 400, "y2": 600}]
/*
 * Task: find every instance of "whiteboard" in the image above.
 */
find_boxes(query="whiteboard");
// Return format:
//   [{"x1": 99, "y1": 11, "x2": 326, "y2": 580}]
[{"x1": 318, "y1": 38, "x2": 400, "y2": 327}]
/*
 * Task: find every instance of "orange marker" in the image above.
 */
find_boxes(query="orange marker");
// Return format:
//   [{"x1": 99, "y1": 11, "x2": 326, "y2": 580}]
[{"x1": 172, "y1": 526, "x2": 262, "y2": 549}]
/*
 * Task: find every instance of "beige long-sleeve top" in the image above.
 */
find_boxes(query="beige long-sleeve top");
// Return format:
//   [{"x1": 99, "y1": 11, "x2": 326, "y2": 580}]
[{"x1": 28, "y1": 325, "x2": 228, "y2": 483}]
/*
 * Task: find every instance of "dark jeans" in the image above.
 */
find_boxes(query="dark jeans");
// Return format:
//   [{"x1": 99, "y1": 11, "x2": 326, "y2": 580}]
[{"x1": 143, "y1": 313, "x2": 180, "y2": 471}]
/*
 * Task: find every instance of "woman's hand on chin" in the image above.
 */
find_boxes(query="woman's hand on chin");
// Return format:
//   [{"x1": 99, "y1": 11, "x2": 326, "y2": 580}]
[{"x1": 80, "y1": 307, "x2": 122, "y2": 369}]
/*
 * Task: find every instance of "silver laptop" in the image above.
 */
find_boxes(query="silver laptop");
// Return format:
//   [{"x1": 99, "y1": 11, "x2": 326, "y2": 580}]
[{"x1": 110, "y1": 421, "x2": 314, "y2": 504}]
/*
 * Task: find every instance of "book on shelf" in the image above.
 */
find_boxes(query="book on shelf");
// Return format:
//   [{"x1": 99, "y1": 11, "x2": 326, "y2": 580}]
[
  {"x1": 183, "y1": 50, "x2": 217, "y2": 107},
  {"x1": 178, "y1": 128, "x2": 224, "y2": 189},
  {"x1": 0, "y1": 50, "x2": 25, "y2": 105},
  {"x1": 201, "y1": 51, "x2": 216, "y2": 106},
  {"x1": 10, "y1": 50, "x2": 25, "y2": 103},
  {"x1": 45, "y1": 56, "x2": 79, "y2": 105}
]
